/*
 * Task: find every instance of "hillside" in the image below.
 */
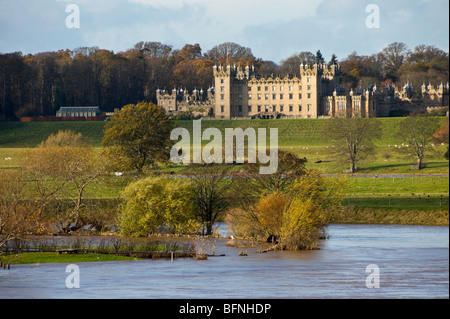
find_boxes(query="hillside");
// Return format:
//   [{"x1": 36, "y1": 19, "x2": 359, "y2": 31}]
[
  {"x1": 1, "y1": 118, "x2": 448, "y2": 175},
  {"x1": 1, "y1": 117, "x2": 443, "y2": 148}
]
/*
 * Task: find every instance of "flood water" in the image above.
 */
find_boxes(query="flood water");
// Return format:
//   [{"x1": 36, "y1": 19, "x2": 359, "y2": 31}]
[{"x1": 0, "y1": 224, "x2": 448, "y2": 299}]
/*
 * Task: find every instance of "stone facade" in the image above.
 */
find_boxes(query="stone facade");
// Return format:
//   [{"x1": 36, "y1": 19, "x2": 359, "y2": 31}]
[{"x1": 157, "y1": 64, "x2": 449, "y2": 119}]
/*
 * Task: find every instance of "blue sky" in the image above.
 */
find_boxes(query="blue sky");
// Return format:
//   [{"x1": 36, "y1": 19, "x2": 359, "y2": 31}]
[{"x1": 0, "y1": 0, "x2": 448, "y2": 63}]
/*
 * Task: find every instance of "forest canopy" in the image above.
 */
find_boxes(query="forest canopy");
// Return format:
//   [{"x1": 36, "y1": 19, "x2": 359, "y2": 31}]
[{"x1": 0, "y1": 42, "x2": 448, "y2": 120}]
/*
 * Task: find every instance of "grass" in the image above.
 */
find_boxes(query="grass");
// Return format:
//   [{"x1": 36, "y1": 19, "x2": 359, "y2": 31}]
[
  {"x1": 0, "y1": 118, "x2": 448, "y2": 213},
  {"x1": 2, "y1": 118, "x2": 447, "y2": 174},
  {"x1": 330, "y1": 207, "x2": 449, "y2": 226},
  {"x1": 0, "y1": 121, "x2": 106, "y2": 147},
  {"x1": 0, "y1": 252, "x2": 140, "y2": 265}
]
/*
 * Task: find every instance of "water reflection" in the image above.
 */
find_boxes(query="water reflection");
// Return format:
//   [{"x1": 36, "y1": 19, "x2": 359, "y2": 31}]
[{"x1": 0, "y1": 224, "x2": 448, "y2": 299}]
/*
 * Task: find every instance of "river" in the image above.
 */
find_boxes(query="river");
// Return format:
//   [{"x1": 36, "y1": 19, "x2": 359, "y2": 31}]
[{"x1": 0, "y1": 224, "x2": 448, "y2": 299}]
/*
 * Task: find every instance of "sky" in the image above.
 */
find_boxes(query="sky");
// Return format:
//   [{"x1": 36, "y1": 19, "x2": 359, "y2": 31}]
[{"x1": 0, "y1": 0, "x2": 448, "y2": 64}]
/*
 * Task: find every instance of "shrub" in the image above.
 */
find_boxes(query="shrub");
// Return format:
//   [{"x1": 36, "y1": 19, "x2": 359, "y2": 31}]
[{"x1": 117, "y1": 176, "x2": 199, "y2": 236}]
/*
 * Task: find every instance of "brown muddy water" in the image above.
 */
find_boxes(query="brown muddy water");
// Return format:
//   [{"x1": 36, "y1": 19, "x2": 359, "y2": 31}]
[{"x1": 0, "y1": 224, "x2": 448, "y2": 299}]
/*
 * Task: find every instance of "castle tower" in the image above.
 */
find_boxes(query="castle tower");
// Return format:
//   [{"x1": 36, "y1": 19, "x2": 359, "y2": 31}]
[
  {"x1": 214, "y1": 65, "x2": 233, "y2": 119},
  {"x1": 300, "y1": 63, "x2": 321, "y2": 118}
]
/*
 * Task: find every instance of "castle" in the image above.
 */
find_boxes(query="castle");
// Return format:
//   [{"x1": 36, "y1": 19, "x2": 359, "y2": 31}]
[{"x1": 157, "y1": 64, "x2": 449, "y2": 119}]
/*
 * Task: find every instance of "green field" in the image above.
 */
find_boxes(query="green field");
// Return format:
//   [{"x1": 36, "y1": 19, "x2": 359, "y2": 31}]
[
  {"x1": 1, "y1": 117, "x2": 446, "y2": 147},
  {"x1": 1, "y1": 118, "x2": 448, "y2": 174},
  {"x1": 0, "y1": 119, "x2": 448, "y2": 215}
]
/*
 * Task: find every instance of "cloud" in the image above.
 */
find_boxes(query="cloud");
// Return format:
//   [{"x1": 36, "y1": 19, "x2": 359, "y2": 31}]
[
  {"x1": 128, "y1": 0, "x2": 322, "y2": 33},
  {"x1": 0, "y1": 0, "x2": 448, "y2": 62}
]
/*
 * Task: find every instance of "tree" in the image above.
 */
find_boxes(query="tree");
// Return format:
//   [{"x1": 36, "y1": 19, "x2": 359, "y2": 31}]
[
  {"x1": 0, "y1": 171, "x2": 46, "y2": 248},
  {"x1": 323, "y1": 118, "x2": 382, "y2": 173},
  {"x1": 24, "y1": 130, "x2": 101, "y2": 233},
  {"x1": 298, "y1": 51, "x2": 315, "y2": 66},
  {"x1": 433, "y1": 118, "x2": 449, "y2": 160},
  {"x1": 232, "y1": 151, "x2": 307, "y2": 210},
  {"x1": 226, "y1": 173, "x2": 346, "y2": 250},
  {"x1": 379, "y1": 42, "x2": 409, "y2": 82},
  {"x1": 328, "y1": 54, "x2": 338, "y2": 67},
  {"x1": 117, "y1": 176, "x2": 198, "y2": 236},
  {"x1": 102, "y1": 102, "x2": 174, "y2": 173},
  {"x1": 398, "y1": 115, "x2": 442, "y2": 169},
  {"x1": 204, "y1": 42, "x2": 254, "y2": 64},
  {"x1": 315, "y1": 50, "x2": 325, "y2": 65},
  {"x1": 186, "y1": 164, "x2": 233, "y2": 235}
]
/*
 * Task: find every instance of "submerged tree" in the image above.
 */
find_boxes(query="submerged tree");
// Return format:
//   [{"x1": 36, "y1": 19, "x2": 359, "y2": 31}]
[
  {"x1": 117, "y1": 176, "x2": 198, "y2": 236},
  {"x1": 226, "y1": 172, "x2": 346, "y2": 250},
  {"x1": 186, "y1": 164, "x2": 233, "y2": 236}
]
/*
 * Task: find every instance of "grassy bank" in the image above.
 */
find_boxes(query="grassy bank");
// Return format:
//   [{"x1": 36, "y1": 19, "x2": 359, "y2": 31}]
[
  {"x1": 0, "y1": 252, "x2": 139, "y2": 265},
  {"x1": 330, "y1": 207, "x2": 449, "y2": 226}
]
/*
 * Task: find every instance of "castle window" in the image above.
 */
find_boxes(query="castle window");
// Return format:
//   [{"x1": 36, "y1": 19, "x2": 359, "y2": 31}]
[
  {"x1": 265, "y1": 94, "x2": 269, "y2": 100},
  {"x1": 307, "y1": 85, "x2": 311, "y2": 90},
  {"x1": 272, "y1": 86, "x2": 277, "y2": 91},
  {"x1": 354, "y1": 101, "x2": 360, "y2": 110},
  {"x1": 299, "y1": 86, "x2": 302, "y2": 90},
  {"x1": 221, "y1": 105, "x2": 225, "y2": 113},
  {"x1": 289, "y1": 93, "x2": 293, "y2": 100},
  {"x1": 280, "y1": 105, "x2": 284, "y2": 112},
  {"x1": 299, "y1": 105, "x2": 302, "y2": 112},
  {"x1": 325, "y1": 102, "x2": 331, "y2": 112},
  {"x1": 280, "y1": 94, "x2": 284, "y2": 100},
  {"x1": 307, "y1": 77, "x2": 311, "y2": 83},
  {"x1": 248, "y1": 87, "x2": 252, "y2": 91},
  {"x1": 257, "y1": 94, "x2": 261, "y2": 100},
  {"x1": 258, "y1": 105, "x2": 261, "y2": 112},
  {"x1": 221, "y1": 94, "x2": 225, "y2": 100},
  {"x1": 299, "y1": 93, "x2": 302, "y2": 99},
  {"x1": 238, "y1": 94, "x2": 242, "y2": 100},
  {"x1": 307, "y1": 104, "x2": 311, "y2": 112},
  {"x1": 289, "y1": 86, "x2": 293, "y2": 91},
  {"x1": 248, "y1": 94, "x2": 252, "y2": 100},
  {"x1": 307, "y1": 93, "x2": 311, "y2": 99},
  {"x1": 289, "y1": 105, "x2": 293, "y2": 112},
  {"x1": 280, "y1": 86, "x2": 284, "y2": 91},
  {"x1": 238, "y1": 105, "x2": 242, "y2": 113},
  {"x1": 272, "y1": 105, "x2": 276, "y2": 112},
  {"x1": 265, "y1": 105, "x2": 269, "y2": 112},
  {"x1": 257, "y1": 86, "x2": 261, "y2": 91},
  {"x1": 265, "y1": 86, "x2": 269, "y2": 91},
  {"x1": 272, "y1": 94, "x2": 276, "y2": 100},
  {"x1": 221, "y1": 86, "x2": 225, "y2": 92},
  {"x1": 221, "y1": 79, "x2": 224, "y2": 84},
  {"x1": 248, "y1": 106, "x2": 252, "y2": 112}
]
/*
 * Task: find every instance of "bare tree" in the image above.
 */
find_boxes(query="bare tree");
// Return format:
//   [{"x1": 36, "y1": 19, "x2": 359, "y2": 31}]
[
  {"x1": 204, "y1": 42, "x2": 254, "y2": 62},
  {"x1": 186, "y1": 164, "x2": 233, "y2": 236},
  {"x1": 397, "y1": 115, "x2": 442, "y2": 169},
  {"x1": 323, "y1": 118, "x2": 382, "y2": 173},
  {"x1": 379, "y1": 42, "x2": 409, "y2": 81},
  {"x1": 0, "y1": 171, "x2": 44, "y2": 248},
  {"x1": 24, "y1": 130, "x2": 101, "y2": 233}
]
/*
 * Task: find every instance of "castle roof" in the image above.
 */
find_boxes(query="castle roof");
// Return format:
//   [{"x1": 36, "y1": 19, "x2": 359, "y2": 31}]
[{"x1": 57, "y1": 106, "x2": 100, "y2": 113}]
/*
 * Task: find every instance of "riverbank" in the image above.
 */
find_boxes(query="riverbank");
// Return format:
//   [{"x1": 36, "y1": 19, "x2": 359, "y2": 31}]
[
  {"x1": 330, "y1": 207, "x2": 449, "y2": 226},
  {"x1": 0, "y1": 252, "x2": 139, "y2": 265}
]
